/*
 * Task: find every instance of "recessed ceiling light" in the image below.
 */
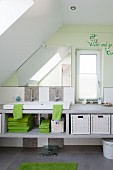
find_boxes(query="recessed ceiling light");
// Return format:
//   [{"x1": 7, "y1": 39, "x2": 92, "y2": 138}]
[{"x1": 70, "y1": 6, "x2": 76, "y2": 10}]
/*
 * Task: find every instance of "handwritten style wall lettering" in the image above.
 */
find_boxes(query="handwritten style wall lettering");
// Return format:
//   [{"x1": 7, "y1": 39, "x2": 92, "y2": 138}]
[{"x1": 87, "y1": 34, "x2": 113, "y2": 55}]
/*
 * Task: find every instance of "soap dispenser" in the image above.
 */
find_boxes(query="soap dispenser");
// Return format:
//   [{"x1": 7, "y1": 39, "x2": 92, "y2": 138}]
[{"x1": 98, "y1": 97, "x2": 101, "y2": 104}]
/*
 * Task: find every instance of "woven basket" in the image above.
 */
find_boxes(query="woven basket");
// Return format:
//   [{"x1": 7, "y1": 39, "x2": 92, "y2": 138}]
[
  {"x1": 51, "y1": 120, "x2": 64, "y2": 133},
  {"x1": 71, "y1": 114, "x2": 90, "y2": 134},
  {"x1": 91, "y1": 114, "x2": 110, "y2": 134}
]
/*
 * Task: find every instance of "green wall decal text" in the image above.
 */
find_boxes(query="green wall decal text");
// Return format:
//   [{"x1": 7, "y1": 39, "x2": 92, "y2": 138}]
[{"x1": 87, "y1": 34, "x2": 113, "y2": 55}]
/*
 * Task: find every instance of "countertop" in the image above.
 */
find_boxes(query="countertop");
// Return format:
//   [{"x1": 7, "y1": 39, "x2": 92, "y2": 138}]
[
  {"x1": 1, "y1": 103, "x2": 113, "y2": 114},
  {"x1": 69, "y1": 104, "x2": 113, "y2": 114}
]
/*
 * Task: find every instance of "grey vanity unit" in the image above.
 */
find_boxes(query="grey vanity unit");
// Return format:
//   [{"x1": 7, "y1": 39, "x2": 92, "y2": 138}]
[{"x1": 0, "y1": 104, "x2": 113, "y2": 139}]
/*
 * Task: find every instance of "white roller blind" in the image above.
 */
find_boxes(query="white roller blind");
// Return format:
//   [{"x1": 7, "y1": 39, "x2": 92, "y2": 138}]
[
  {"x1": 77, "y1": 50, "x2": 100, "y2": 100},
  {"x1": 78, "y1": 74, "x2": 98, "y2": 99}
]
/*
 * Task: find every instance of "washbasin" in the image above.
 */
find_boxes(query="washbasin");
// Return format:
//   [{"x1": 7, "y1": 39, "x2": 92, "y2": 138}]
[{"x1": 3, "y1": 101, "x2": 70, "y2": 110}]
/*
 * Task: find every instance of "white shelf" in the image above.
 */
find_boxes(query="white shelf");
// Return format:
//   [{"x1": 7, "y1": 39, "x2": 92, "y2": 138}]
[
  {"x1": 0, "y1": 127, "x2": 113, "y2": 138},
  {"x1": 1, "y1": 104, "x2": 113, "y2": 140}
]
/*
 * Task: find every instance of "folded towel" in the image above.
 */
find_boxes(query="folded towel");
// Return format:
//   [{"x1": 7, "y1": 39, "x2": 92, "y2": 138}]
[
  {"x1": 8, "y1": 126, "x2": 29, "y2": 130},
  {"x1": 40, "y1": 119, "x2": 50, "y2": 125},
  {"x1": 13, "y1": 104, "x2": 23, "y2": 120},
  {"x1": 8, "y1": 124, "x2": 34, "y2": 132},
  {"x1": 52, "y1": 104, "x2": 63, "y2": 121},
  {"x1": 39, "y1": 119, "x2": 50, "y2": 128},
  {"x1": 39, "y1": 119, "x2": 50, "y2": 133},
  {"x1": 8, "y1": 114, "x2": 33, "y2": 123},
  {"x1": 40, "y1": 129, "x2": 50, "y2": 133},
  {"x1": 8, "y1": 124, "x2": 33, "y2": 130},
  {"x1": 39, "y1": 124, "x2": 50, "y2": 128},
  {"x1": 8, "y1": 121, "x2": 33, "y2": 127},
  {"x1": 39, "y1": 127, "x2": 50, "y2": 130},
  {"x1": 8, "y1": 129, "x2": 28, "y2": 133},
  {"x1": 8, "y1": 128, "x2": 31, "y2": 133}
]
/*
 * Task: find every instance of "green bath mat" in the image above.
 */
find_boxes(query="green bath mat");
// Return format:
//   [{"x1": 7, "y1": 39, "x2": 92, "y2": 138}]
[{"x1": 18, "y1": 162, "x2": 78, "y2": 170}]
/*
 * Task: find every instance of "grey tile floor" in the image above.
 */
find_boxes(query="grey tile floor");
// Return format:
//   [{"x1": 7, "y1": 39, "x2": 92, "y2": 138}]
[{"x1": 0, "y1": 146, "x2": 113, "y2": 170}]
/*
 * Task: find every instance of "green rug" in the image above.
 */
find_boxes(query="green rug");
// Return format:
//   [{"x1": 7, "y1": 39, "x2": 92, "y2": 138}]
[{"x1": 18, "y1": 162, "x2": 78, "y2": 170}]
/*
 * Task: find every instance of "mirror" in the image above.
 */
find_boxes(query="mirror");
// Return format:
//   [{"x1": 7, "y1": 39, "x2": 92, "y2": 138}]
[{"x1": 3, "y1": 46, "x2": 72, "y2": 87}]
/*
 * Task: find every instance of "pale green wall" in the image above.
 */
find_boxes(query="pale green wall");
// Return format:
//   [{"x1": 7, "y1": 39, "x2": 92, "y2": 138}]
[
  {"x1": 4, "y1": 25, "x2": 113, "y2": 91},
  {"x1": 47, "y1": 25, "x2": 113, "y2": 95}
]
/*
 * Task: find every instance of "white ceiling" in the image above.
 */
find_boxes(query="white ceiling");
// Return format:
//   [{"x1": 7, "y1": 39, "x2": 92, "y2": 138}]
[
  {"x1": 26, "y1": 0, "x2": 113, "y2": 25},
  {"x1": 0, "y1": 0, "x2": 113, "y2": 86},
  {"x1": 60, "y1": 0, "x2": 113, "y2": 25}
]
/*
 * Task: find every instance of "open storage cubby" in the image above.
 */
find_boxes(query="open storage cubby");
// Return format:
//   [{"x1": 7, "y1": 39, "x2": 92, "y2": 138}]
[
  {"x1": 1, "y1": 107, "x2": 113, "y2": 139},
  {"x1": 1, "y1": 112, "x2": 67, "y2": 138}
]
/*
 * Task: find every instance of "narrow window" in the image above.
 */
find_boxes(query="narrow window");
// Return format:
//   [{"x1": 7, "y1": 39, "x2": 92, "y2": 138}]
[{"x1": 77, "y1": 50, "x2": 100, "y2": 101}]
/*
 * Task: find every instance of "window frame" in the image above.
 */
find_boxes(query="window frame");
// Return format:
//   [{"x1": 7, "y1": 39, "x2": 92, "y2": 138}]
[{"x1": 76, "y1": 50, "x2": 101, "y2": 102}]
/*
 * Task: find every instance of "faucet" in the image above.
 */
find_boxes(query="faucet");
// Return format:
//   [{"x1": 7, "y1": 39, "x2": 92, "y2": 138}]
[
  {"x1": 54, "y1": 88, "x2": 60, "y2": 102},
  {"x1": 30, "y1": 87, "x2": 35, "y2": 102},
  {"x1": 55, "y1": 96, "x2": 60, "y2": 102}
]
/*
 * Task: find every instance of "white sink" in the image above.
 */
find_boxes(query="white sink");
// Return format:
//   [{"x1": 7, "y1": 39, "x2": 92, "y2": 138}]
[{"x1": 3, "y1": 101, "x2": 70, "y2": 110}]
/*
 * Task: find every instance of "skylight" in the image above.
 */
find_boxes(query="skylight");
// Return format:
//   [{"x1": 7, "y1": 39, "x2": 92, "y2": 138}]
[
  {"x1": 30, "y1": 53, "x2": 61, "y2": 82},
  {"x1": 0, "y1": 0, "x2": 34, "y2": 36}
]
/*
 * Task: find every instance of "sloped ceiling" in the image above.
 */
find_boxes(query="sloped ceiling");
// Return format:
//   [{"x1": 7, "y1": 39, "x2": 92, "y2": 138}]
[
  {"x1": 0, "y1": 0, "x2": 62, "y2": 85},
  {"x1": 0, "y1": 0, "x2": 113, "y2": 85},
  {"x1": 0, "y1": 0, "x2": 34, "y2": 36}
]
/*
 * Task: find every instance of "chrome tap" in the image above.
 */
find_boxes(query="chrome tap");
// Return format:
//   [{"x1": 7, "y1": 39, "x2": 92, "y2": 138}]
[
  {"x1": 30, "y1": 87, "x2": 35, "y2": 101},
  {"x1": 55, "y1": 96, "x2": 60, "y2": 102},
  {"x1": 54, "y1": 88, "x2": 60, "y2": 102},
  {"x1": 30, "y1": 87, "x2": 33, "y2": 101}
]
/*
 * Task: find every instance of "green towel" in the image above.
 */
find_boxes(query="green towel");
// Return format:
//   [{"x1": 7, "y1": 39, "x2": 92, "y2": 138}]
[
  {"x1": 41, "y1": 119, "x2": 50, "y2": 125},
  {"x1": 52, "y1": 104, "x2": 63, "y2": 121},
  {"x1": 40, "y1": 129, "x2": 50, "y2": 133},
  {"x1": 8, "y1": 126, "x2": 30, "y2": 130},
  {"x1": 8, "y1": 116, "x2": 34, "y2": 127},
  {"x1": 39, "y1": 124, "x2": 50, "y2": 128},
  {"x1": 39, "y1": 119, "x2": 50, "y2": 128},
  {"x1": 13, "y1": 104, "x2": 23, "y2": 120},
  {"x1": 8, "y1": 124, "x2": 34, "y2": 132},
  {"x1": 8, "y1": 124, "x2": 33, "y2": 130},
  {"x1": 39, "y1": 119, "x2": 50, "y2": 133},
  {"x1": 8, "y1": 128, "x2": 30, "y2": 133},
  {"x1": 8, "y1": 114, "x2": 33, "y2": 123},
  {"x1": 8, "y1": 121, "x2": 33, "y2": 127}
]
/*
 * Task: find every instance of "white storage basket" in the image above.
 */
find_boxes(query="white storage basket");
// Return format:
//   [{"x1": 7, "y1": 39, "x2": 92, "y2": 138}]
[
  {"x1": 111, "y1": 115, "x2": 113, "y2": 134},
  {"x1": 51, "y1": 120, "x2": 64, "y2": 133},
  {"x1": 91, "y1": 114, "x2": 110, "y2": 134},
  {"x1": 103, "y1": 139, "x2": 113, "y2": 159},
  {"x1": 71, "y1": 114, "x2": 90, "y2": 134},
  {"x1": 0, "y1": 114, "x2": 1, "y2": 133}
]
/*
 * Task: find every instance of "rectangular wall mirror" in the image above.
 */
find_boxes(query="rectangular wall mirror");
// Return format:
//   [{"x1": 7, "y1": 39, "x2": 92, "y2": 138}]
[{"x1": 3, "y1": 46, "x2": 72, "y2": 87}]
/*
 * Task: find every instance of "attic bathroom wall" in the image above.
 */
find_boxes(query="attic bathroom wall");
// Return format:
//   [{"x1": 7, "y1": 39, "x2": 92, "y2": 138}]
[
  {"x1": 3, "y1": 25, "x2": 113, "y2": 91},
  {"x1": 46, "y1": 25, "x2": 113, "y2": 89}
]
